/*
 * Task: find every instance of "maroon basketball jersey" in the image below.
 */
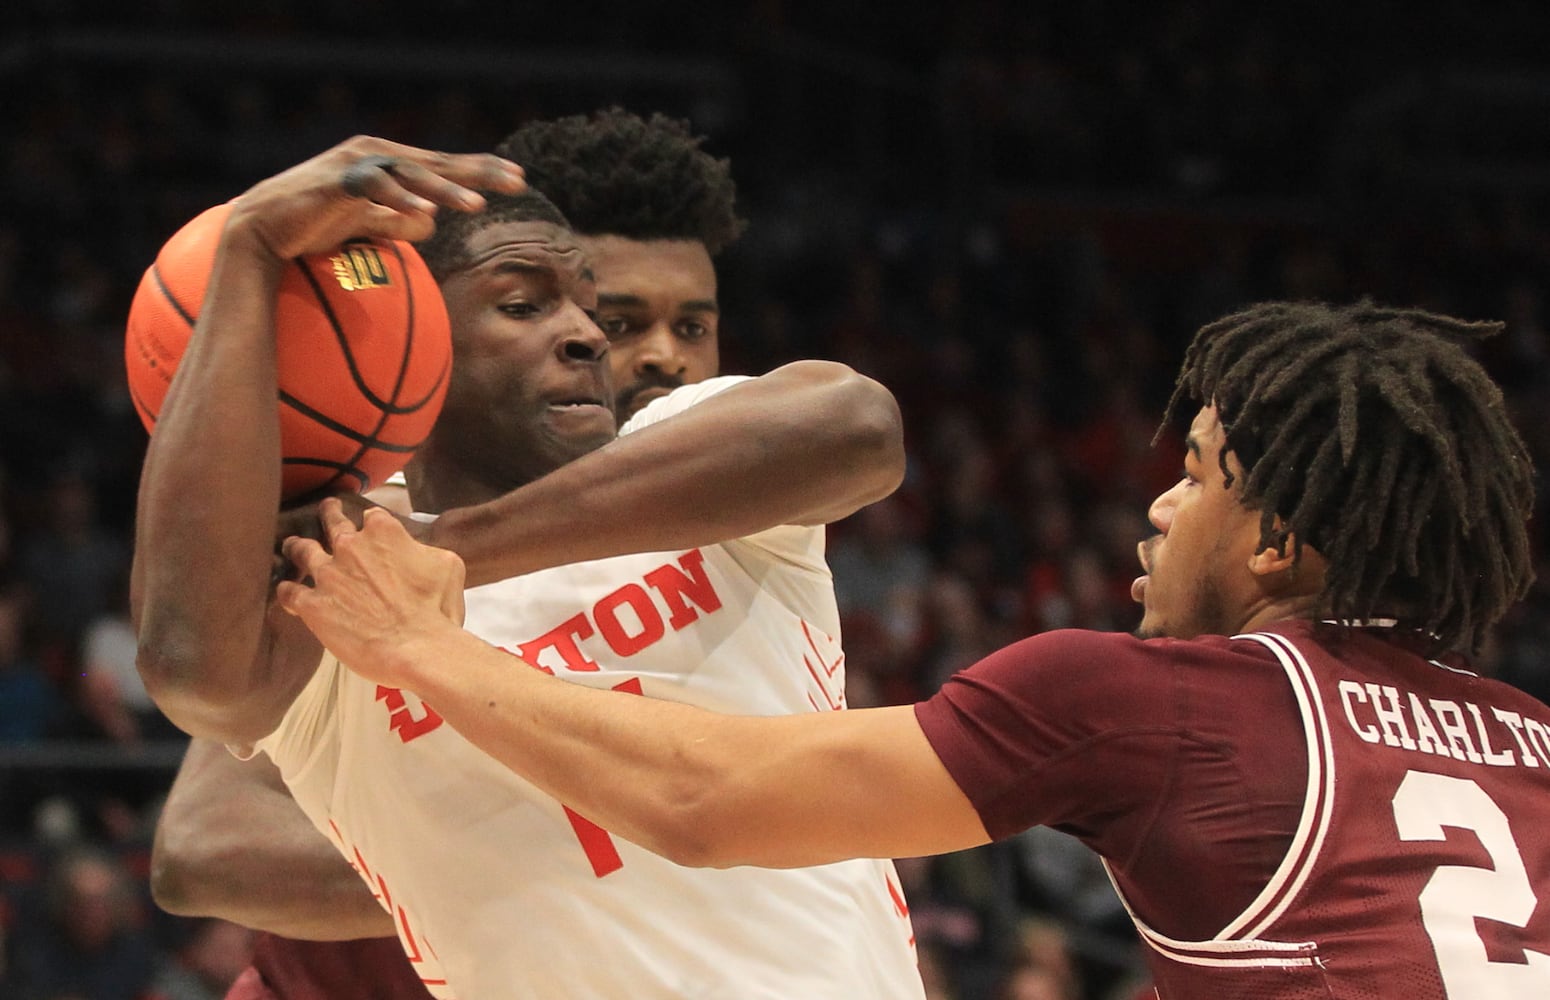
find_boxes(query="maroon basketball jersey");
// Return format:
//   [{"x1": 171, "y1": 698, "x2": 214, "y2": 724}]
[
  {"x1": 918, "y1": 620, "x2": 1550, "y2": 999},
  {"x1": 225, "y1": 934, "x2": 433, "y2": 1000}
]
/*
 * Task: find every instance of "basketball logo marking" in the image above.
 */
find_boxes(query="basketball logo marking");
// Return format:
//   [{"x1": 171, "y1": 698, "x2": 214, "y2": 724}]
[{"x1": 332, "y1": 244, "x2": 393, "y2": 291}]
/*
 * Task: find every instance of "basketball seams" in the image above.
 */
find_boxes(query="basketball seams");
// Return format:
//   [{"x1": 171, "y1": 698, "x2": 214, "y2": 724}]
[
  {"x1": 291, "y1": 248, "x2": 444, "y2": 414},
  {"x1": 383, "y1": 239, "x2": 417, "y2": 405},
  {"x1": 292, "y1": 256, "x2": 379, "y2": 404},
  {"x1": 280, "y1": 459, "x2": 370, "y2": 504},
  {"x1": 128, "y1": 202, "x2": 450, "y2": 500},
  {"x1": 128, "y1": 382, "x2": 158, "y2": 427},
  {"x1": 279, "y1": 392, "x2": 426, "y2": 453},
  {"x1": 330, "y1": 240, "x2": 418, "y2": 489},
  {"x1": 151, "y1": 262, "x2": 199, "y2": 329},
  {"x1": 285, "y1": 245, "x2": 437, "y2": 493}
]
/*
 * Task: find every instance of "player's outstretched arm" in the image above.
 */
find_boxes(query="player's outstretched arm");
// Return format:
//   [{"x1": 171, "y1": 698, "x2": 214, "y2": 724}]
[
  {"x1": 132, "y1": 137, "x2": 526, "y2": 744},
  {"x1": 280, "y1": 502, "x2": 991, "y2": 868},
  {"x1": 425, "y1": 359, "x2": 905, "y2": 586},
  {"x1": 152, "y1": 739, "x2": 396, "y2": 939}
]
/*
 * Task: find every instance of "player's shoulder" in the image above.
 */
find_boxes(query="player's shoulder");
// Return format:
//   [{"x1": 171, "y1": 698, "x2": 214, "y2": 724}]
[
  {"x1": 950, "y1": 630, "x2": 1150, "y2": 704},
  {"x1": 945, "y1": 628, "x2": 1285, "y2": 721},
  {"x1": 619, "y1": 376, "x2": 753, "y2": 434},
  {"x1": 976, "y1": 628, "x2": 1274, "y2": 678}
]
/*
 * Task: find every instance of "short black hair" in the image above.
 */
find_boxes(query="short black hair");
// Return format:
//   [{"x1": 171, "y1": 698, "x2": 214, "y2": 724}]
[
  {"x1": 415, "y1": 189, "x2": 570, "y2": 281},
  {"x1": 1164, "y1": 299, "x2": 1536, "y2": 653},
  {"x1": 495, "y1": 107, "x2": 745, "y2": 255}
]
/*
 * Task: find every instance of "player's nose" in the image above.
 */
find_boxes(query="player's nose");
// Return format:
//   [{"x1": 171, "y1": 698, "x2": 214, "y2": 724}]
[
  {"x1": 631, "y1": 322, "x2": 687, "y2": 376},
  {"x1": 558, "y1": 302, "x2": 609, "y2": 363},
  {"x1": 1148, "y1": 481, "x2": 1183, "y2": 533}
]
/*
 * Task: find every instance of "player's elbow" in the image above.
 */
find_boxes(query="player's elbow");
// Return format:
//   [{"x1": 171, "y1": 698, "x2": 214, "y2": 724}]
[
  {"x1": 814, "y1": 362, "x2": 903, "y2": 468},
  {"x1": 836, "y1": 369, "x2": 906, "y2": 503},
  {"x1": 148, "y1": 850, "x2": 199, "y2": 917},
  {"x1": 136, "y1": 626, "x2": 277, "y2": 744},
  {"x1": 137, "y1": 633, "x2": 210, "y2": 736},
  {"x1": 149, "y1": 823, "x2": 221, "y2": 917},
  {"x1": 783, "y1": 360, "x2": 906, "y2": 510},
  {"x1": 136, "y1": 613, "x2": 222, "y2": 707}
]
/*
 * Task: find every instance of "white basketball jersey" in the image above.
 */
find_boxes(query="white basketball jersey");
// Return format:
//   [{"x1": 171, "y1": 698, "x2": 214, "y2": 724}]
[{"x1": 256, "y1": 378, "x2": 924, "y2": 1000}]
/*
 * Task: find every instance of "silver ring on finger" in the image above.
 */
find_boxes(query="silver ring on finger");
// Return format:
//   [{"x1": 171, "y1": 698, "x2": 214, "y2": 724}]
[{"x1": 340, "y1": 155, "x2": 401, "y2": 198}]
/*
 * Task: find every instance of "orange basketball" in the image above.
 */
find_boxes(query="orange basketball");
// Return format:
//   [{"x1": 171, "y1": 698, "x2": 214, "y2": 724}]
[{"x1": 125, "y1": 202, "x2": 451, "y2": 501}]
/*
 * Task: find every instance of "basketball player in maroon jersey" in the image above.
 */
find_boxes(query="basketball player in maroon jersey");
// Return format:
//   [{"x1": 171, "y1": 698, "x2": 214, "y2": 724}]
[{"x1": 284, "y1": 300, "x2": 1550, "y2": 1000}]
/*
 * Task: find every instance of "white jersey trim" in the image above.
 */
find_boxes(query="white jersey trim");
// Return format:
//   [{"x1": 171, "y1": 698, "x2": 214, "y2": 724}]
[
  {"x1": 1100, "y1": 629, "x2": 1336, "y2": 969},
  {"x1": 1222, "y1": 631, "x2": 1337, "y2": 939},
  {"x1": 1100, "y1": 858, "x2": 1321, "y2": 968}
]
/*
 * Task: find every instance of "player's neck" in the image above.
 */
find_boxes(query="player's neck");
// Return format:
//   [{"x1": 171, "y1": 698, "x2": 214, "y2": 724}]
[
  {"x1": 405, "y1": 453, "x2": 539, "y2": 515},
  {"x1": 1236, "y1": 593, "x2": 1325, "y2": 635}
]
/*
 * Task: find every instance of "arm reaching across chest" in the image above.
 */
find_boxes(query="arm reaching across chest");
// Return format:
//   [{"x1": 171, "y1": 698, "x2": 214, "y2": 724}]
[
  {"x1": 278, "y1": 502, "x2": 991, "y2": 869},
  {"x1": 424, "y1": 360, "x2": 905, "y2": 586}
]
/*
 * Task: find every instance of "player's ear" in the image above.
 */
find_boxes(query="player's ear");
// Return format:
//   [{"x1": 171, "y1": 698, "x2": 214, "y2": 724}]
[
  {"x1": 1248, "y1": 538, "x2": 1297, "y2": 577},
  {"x1": 1248, "y1": 523, "x2": 1327, "y2": 593},
  {"x1": 1248, "y1": 516, "x2": 1299, "y2": 577}
]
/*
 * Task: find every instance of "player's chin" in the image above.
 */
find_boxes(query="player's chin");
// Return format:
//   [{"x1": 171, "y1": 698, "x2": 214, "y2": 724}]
[
  {"x1": 541, "y1": 407, "x2": 616, "y2": 460},
  {"x1": 617, "y1": 385, "x2": 674, "y2": 420},
  {"x1": 1133, "y1": 602, "x2": 1167, "y2": 641},
  {"x1": 543, "y1": 402, "x2": 616, "y2": 437}
]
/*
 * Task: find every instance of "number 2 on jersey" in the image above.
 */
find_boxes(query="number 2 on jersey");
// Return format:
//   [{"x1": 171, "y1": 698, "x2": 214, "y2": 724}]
[
  {"x1": 563, "y1": 677, "x2": 644, "y2": 878},
  {"x1": 1392, "y1": 770, "x2": 1550, "y2": 996}
]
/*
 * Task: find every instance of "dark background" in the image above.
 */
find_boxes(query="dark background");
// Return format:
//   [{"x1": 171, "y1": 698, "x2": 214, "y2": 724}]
[{"x1": 4, "y1": 3, "x2": 1550, "y2": 998}]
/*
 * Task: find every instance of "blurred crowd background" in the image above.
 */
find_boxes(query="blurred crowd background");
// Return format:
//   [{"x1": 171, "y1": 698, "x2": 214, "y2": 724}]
[{"x1": 4, "y1": 2, "x2": 1550, "y2": 998}]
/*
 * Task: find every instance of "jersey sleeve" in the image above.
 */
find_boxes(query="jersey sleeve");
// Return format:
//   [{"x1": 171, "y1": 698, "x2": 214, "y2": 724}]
[
  {"x1": 616, "y1": 375, "x2": 752, "y2": 434},
  {"x1": 913, "y1": 630, "x2": 1195, "y2": 858},
  {"x1": 620, "y1": 376, "x2": 829, "y2": 576},
  {"x1": 250, "y1": 652, "x2": 344, "y2": 802}
]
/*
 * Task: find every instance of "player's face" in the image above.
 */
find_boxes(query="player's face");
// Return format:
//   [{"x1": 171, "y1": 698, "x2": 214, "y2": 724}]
[
  {"x1": 433, "y1": 220, "x2": 614, "y2": 497},
  {"x1": 1133, "y1": 405, "x2": 1268, "y2": 640},
  {"x1": 580, "y1": 235, "x2": 720, "y2": 419}
]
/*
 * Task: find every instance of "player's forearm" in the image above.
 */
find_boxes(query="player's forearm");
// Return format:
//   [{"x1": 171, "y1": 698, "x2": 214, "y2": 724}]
[
  {"x1": 132, "y1": 223, "x2": 294, "y2": 739},
  {"x1": 392, "y1": 623, "x2": 975, "y2": 870},
  {"x1": 427, "y1": 360, "x2": 904, "y2": 586},
  {"x1": 153, "y1": 834, "x2": 395, "y2": 939},
  {"x1": 395, "y1": 623, "x2": 764, "y2": 866},
  {"x1": 282, "y1": 504, "x2": 990, "y2": 867}
]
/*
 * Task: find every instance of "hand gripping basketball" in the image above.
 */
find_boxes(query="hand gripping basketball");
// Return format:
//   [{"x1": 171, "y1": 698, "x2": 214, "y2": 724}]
[
  {"x1": 125, "y1": 136, "x2": 528, "y2": 500},
  {"x1": 339, "y1": 154, "x2": 402, "y2": 198},
  {"x1": 229, "y1": 136, "x2": 527, "y2": 263}
]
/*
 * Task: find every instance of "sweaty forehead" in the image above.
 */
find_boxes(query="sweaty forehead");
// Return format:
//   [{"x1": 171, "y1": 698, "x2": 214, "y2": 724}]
[{"x1": 459, "y1": 220, "x2": 590, "y2": 278}]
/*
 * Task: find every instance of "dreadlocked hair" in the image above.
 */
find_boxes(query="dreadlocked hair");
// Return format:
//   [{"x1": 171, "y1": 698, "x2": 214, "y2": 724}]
[
  {"x1": 494, "y1": 107, "x2": 746, "y2": 255},
  {"x1": 1163, "y1": 299, "x2": 1535, "y2": 653},
  {"x1": 414, "y1": 189, "x2": 570, "y2": 282}
]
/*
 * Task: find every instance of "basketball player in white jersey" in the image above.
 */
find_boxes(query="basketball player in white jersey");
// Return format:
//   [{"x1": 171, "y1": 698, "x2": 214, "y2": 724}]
[
  {"x1": 134, "y1": 135, "x2": 925, "y2": 999},
  {"x1": 149, "y1": 109, "x2": 776, "y2": 1000}
]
